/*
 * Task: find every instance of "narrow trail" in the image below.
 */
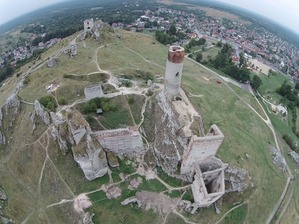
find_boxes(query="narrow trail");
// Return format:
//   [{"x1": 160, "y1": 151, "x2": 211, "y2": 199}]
[
  {"x1": 214, "y1": 201, "x2": 248, "y2": 224},
  {"x1": 126, "y1": 96, "x2": 136, "y2": 125},
  {"x1": 155, "y1": 175, "x2": 191, "y2": 191},
  {"x1": 172, "y1": 210, "x2": 198, "y2": 224},
  {"x1": 125, "y1": 46, "x2": 165, "y2": 69},
  {"x1": 276, "y1": 188, "x2": 294, "y2": 223}
]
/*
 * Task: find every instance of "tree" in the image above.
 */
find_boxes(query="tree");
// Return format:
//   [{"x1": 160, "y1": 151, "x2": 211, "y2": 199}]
[
  {"x1": 195, "y1": 52, "x2": 203, "y2": 62},
  {"x1": 239, "y1": 52, "x2": 245, "y2": 67},
  {"x1": 58, "y1": 97, "x2": 67, "y2": 105},
  {"x1": 221, "y1": 43, "x2": 233, "y2": 55},
  {"x1": 198, "y1": 37, "x2": 206, "y2": 45},
  {"x1": 251, "y1": 75, "x2": 262, "y2": 90},
  {"x1": 295, "y1": 82, "x2": 299, "y2": 90},
  {"x1": 168, "y1": 23, "x2": 177, "y2": 36},
  {"x1": 216, "y1": 41, "x2": 222, "y2": 47},
  {"x1": 39, "y1": 96, "x2": 57, "y2": 111}
]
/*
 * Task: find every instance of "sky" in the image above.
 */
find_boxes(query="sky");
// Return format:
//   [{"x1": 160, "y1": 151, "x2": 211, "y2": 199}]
[
  {"x1": 219, "y1": 0, "x2": 299, "y2": 33},
  {"x1": 0, "y1": 0, "x2": 299, "y2": 34},
  {"x1": 0, "y1": 0, "x2": 66, "y2": 25}
]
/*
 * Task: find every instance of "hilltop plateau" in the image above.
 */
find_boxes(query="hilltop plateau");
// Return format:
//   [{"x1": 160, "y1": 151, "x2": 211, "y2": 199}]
[{"x1": 0, "y1": 23, "x2": 295, "y2": 224}]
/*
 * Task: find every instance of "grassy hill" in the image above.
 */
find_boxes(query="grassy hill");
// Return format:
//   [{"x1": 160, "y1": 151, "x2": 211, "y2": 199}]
[{"x1": 0, "y1": 29, "x2": 291, "y2": 223}]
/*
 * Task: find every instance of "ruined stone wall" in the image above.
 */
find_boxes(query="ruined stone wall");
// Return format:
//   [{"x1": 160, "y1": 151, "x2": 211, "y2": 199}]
[
  {"x1": 164, "y1": 46, "x2": 185, "y2": 98},
  {"x1": 84, "y1": 18, "x2": 94, "y2": 31},
  {"x1": 181, "y1": 125, "x2": 224, "y2": 174},
  {"x1": 84, "y1": 84, "x2": 104, "y2": 100},
  {"x1": 191, "y1": 163, "x2": 225, "y2": 207},
  {"x1": 95, "y1": 126, "x2": 144, "y2": 155}
]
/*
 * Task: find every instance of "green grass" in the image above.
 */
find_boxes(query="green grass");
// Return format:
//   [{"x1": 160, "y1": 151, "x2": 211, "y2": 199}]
[
  {"x1": 259, "y1": 73, "x2": 290, "y2": 95},
  {"x1": 222, "y1": 204, "x2": 248, "y2": 224},
  {"x1": 267, "y1": 107, "x2": 298, "y2": 148},
  {"x1": 139, "y1": 177, "x2": 167, "y2": 192},
  {"x1": 127, "y1": 94, "x2": 145, "y2": 125},
  {"x1": 165, "y1": 190, "x2": 182, "y2": 198},
  {"x1": 87, "y1": 189, "x2": 160, "y2": 224},
  {"x1": 63, "y1": 72, "x2": 109, "y2": 83},
  {"x1": 98, "y1": 95, "x2": 135, "y2": 129},
  {"x1": 229, "y1": 83, "x2": 267, "y2": 120},
  {"x1": 202, "y1": 46, "x2": 221, "y2": 60},
  {"x1": 117, "y1": 158, "x2": 136, "y2": 174},
  {"x1": 156, "y1": 167, "x2": 188, "y2": 187}
]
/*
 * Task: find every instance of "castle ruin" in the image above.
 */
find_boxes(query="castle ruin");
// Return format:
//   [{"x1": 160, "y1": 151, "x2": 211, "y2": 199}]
[
  {"x1": 154, "y1": 46, "x2": 227, "y2": 208},
  {"x1": 84, "y1": 19, "x2": 94, "y2": 32}
]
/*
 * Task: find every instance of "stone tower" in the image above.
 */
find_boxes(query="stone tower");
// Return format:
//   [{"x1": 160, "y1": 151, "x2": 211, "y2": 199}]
[
  {"x1": 164, "y1": 46, "x2": 185, "y2": 98},
  {"x1": 84, "y1": 18, "x2": 94, "y2": 32}
]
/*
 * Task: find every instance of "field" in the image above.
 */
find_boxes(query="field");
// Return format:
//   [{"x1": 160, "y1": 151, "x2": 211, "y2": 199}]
[
  {"x1": 258, "y1": 72, "x2": 289, "y2": 96},
  {"x1": 158, "y1": 0, "x2": 251, "y2": 25},
  {"x1": 0, "y1": 29, "x2": 291, "y2": 223},
  {"x1": 202, "y1": 47, "x2": 221, "y2": 60},
  {"x1": 248, "y1": 58, "x2": 272, "y2": 75}
]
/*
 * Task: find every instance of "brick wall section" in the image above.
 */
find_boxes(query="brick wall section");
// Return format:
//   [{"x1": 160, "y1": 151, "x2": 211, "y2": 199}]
[{"x1": 94, "y1": 126, "x2": 144, "y2": 155}]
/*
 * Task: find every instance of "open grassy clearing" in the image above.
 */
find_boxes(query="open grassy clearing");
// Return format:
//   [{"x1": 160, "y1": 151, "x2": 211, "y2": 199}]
[
  {"x1": 265, "y1": 104, "x2": 298, "y2": 146},
  {"x1": 112, "y1": 30, "x2": 167, "y2": 68},
  {"x1": 228, "y1": 83, "x2": 267, "y2": 120},
  {"x1": 127, "y1": 94, "x2": 145, "y2": 125},
  {"x1": 97, "y1": 95, "x2": 135, "y2": 129},
  {"x1": 259, "y1": 73, "x2": 290, "y2": 95},
  {"x1": 222, "y1": 204, "x2": 248, "y2": 224},
  {"x1": 202, "y1": 46, "x2": 220, "y2": 60},
  {"x1": 87, "y1": 189, "x2": 160, "y2": 224},
  {"x1": 98, "y1": 42, "x2": 164, "y2": 76}
]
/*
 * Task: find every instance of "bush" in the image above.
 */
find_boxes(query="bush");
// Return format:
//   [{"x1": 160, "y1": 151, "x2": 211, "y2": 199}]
[
  {"x1": 39, "y1": 95, "x2": 57, "y2": 111},
  {"x1": 58, "y1": 97, "x2": 67, "y2": 105},
  {"x1": 23, "y1": 76, "x2": 31, "y2": 84},
  {"x1": 128, "y1": 95, "x2": 134, "y2": 104},
  {"x1": 282, "y1": 135, "x2": 298, "y2": 151},
  {"x1": 80, "y1": 97, "x2": 117, "y2": 114}
]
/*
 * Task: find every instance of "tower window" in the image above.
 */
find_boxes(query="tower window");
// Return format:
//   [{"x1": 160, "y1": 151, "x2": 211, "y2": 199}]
[{"x1": 175, "y1": 72, "x2": 179, "y2": 77}]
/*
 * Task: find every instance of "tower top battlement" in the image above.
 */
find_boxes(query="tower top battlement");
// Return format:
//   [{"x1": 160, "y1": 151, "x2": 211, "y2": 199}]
[{"x1": 168, "y1": 46, "x2": 185, "y2": 63}]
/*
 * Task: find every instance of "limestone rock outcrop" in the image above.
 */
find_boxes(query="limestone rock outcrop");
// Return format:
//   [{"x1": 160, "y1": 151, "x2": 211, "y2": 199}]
[
  {"x1": 0, "y1": 108, "x2": 3, "y2": 126},
  {"x1": 5, "y1": 94, "x2": 20, "y2": 116},
  {"x1": 50, "y1": 112, "x2": 73, "y2": 155},
  {"x1": 153, "y1": 91, "x2": 186, "y2": 175},
  {"x1": 69, "y1": 111, "x2": 108, "y2": 180},
  {"x1": 82, "y1": 212, "x2": 94, "y2": 224},
  {"x1": 225, "y1": 166, "x2": 252, "y2": 193},
  {"x1": 0, "y1": 132, "x2": 5, "y2": 145},
  {"x1": 30, "y1": 100, "x2": 51, "y2": 126}
]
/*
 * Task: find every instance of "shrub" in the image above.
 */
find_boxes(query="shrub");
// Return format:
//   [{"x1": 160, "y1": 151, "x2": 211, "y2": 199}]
[
  {"x1": 128, "y1": 95, "x2": 134, "y2": 104},
  {"x1": 282, "y1": 135, "x2": 298, "y2": 151},
  {"x1": 39, "y1": 95, "x2": 57, "y2": 111},
  {"x1": 23, "y1": 76, "x2": 31, "y2": 84},
  {"x1": 58, "y1": 97, "x2": 67, "y2": 105}
]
